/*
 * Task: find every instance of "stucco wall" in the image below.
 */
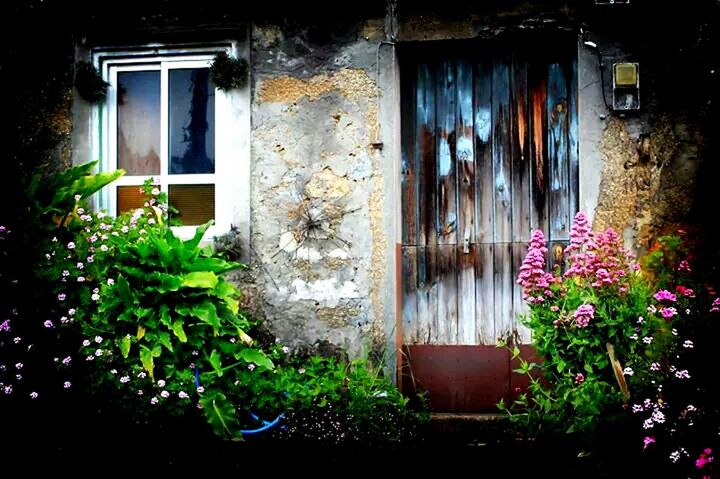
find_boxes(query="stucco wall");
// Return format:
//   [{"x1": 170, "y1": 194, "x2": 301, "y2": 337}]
[{"x1": 245, "y1": 20, "x2": 397, "y2": 361}]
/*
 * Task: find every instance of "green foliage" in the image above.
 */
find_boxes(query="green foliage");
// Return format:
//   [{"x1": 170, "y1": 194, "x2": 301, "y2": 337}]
[
  {"x1": 209, "y1": 52, "x2": 248, "y2": 91},
  {"x1": 11, "y1": 163, "x2": 421, "y2": 444}
]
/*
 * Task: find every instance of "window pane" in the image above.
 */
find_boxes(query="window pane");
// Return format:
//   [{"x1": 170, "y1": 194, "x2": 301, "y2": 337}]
[
  {"x1": 117, "y1": 71, "x2": 161, "y2": 175},
  {"x1": 117, "y1": 186, "x2": 146, "y2": 215},
  {"x1": 169, "y1": 68, "x2": 215, "y2": 174},
  {"x1": 169, "y1": 184, "x2": 215, "y2": 225}
]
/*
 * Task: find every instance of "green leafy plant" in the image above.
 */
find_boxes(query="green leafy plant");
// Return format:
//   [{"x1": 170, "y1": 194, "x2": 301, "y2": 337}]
[{"x1": 209, "y1": 51, "x2": 248, "y2": 91}]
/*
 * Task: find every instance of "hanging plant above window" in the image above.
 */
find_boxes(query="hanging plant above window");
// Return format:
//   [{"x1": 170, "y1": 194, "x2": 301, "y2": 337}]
[
  {"x1": 209, "y1": 51, "x2": 249, "y2": 91},
  {"x1": 74, "y1": 61, "x2": 109, "y2": 103}
]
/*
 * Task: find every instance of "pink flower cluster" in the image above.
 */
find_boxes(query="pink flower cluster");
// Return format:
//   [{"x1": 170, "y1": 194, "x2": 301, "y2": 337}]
[
  {"x1": 517, "y1": 229, "x2": 555, "y2": 304},
  {"x1": 696, "y1": 448, "x2": 714, "y2": 470},
  {"x1": 653, "y1": 290, "x2": 677, "y2": 302},
  {"x1": 574, "y1": 304, "x2": 595, "y2": 328},
  {"x1": 710, "y1": 298, "x2": 720, "y2": 314},
  {"x1": 563, "y1": 213, "x2": 634, "y2": 290}
]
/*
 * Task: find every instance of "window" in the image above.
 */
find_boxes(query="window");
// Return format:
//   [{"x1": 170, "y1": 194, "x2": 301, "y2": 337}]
[{"x1": 91, "y1": 44, "x2": 249, "y2": 239}]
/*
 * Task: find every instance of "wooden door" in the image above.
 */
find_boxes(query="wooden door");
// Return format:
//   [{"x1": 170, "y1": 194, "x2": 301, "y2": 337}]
[{"x1": 399, "y1": 39, "x2": 578, "y2": 411}]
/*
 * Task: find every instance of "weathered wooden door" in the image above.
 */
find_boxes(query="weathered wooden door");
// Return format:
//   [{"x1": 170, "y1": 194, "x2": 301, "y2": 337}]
[{"x1": 399, "y1": 38, "x2": 578, "y2": 411}]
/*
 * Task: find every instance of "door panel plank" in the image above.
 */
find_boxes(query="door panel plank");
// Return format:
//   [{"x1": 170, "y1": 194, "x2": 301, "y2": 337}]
[
  {"x1": 436, "y1": 245, "x2": 458, "y2": 344},
  {"x1": 492, "y1": 57, "x2": 512, "y2": 244},
  {"x1": 474, "y1": 60, "x2": 494, "y2": 244},
  {"x1": 456, "y1": 59, "x2": 475, "y2": 252},
  {"x1": 547, "y1": 62, "x2": 570, "y2": 241},
  {"x1": 416, "y1": 63, "x2": 437, "y2": 247},
  {"x1": 494, "y1": 242, "x2": 514, "y2": 344},
  {"x1": 511, "y1": 57, "x2": 531, "y2": 243},
  {"x1": 436, "y1": 61, "x2": 458, "y2": 246},
  {"x1": 401, "y1": 61, "x2": 418, "y2": 245},
  {"x1": 476, "y1": 243, "x2": 495, "y2": 345},
  {"x1": 568, "y1": 60, "x2": 579, "y2": 222},
  {"x1": 401, "y1": 246, "x2": 418, "y2": 344},
  {"x1": 416, "y1": 245, "x2": 438, "y2": 343},
  {"x1": 458, "y1": 244, "x2": 477, "y2": 344},
  {"x1": 529, "y1": 63, "x2": 549, "y2": 234}
]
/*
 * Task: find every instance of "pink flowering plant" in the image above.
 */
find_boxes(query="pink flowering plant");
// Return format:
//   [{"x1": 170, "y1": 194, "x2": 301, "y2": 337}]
[{"x1": 500, "y1": 212, "x2": 657, "y2": 435}]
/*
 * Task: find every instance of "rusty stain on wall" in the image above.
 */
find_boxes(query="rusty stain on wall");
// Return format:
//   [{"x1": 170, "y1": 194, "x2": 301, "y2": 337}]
[
  {"x1": 305, "y1": 167, "x2": 351, "y2": 199},
  {"x1": 258, "y1": 69, "x2": 376, "y2": 104}
]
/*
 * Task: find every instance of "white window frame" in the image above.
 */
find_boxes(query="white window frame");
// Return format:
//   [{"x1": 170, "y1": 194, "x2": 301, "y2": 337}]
[{"x1": 91, "y1": 43, "x2": 250, "y2": 241}]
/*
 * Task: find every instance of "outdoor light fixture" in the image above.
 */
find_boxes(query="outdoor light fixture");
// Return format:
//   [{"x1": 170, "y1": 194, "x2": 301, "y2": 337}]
[{"x1": 612, "y1": 62, "x2": 640, "y2": 111}]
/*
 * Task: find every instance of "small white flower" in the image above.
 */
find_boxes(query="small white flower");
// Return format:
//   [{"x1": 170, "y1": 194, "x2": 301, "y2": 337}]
[
  {"x1": 94, "y1": 348, "x2": 103, "y2": 357},
  {"x1": 74, "y1": 194, "x2": 82, "y2": 201},
  {"x1": 110, "y1": 369, "x2": 117, "y2": 374},
  {"x1": 62, "y1": 270, "x2": 70, "y2": 277},
  {"x1": 120, "y1": 376, "x2": 130, "y2": 383},
  {"x1": 157, "y1": 380, "x2": 166, "y2": 388},
  {"x1": 29, "y1": 392, "x2": 38, "y2": 399},
  {"x1": 77, "y1": 276, "x2": 85, "y2": 282},
  {"x1": 67, "y1": 242, "x2": 76, "y2": 249},
  {"x1": 629, "y1": 334, "x2": 639, "y2": 340},
  {"x1": 642, "y1": 336, "x2": 653, "y2": 344},
  {"x1": 151, "y1": 188, "x2": 160, "y2": 196},
  {"x1": 298, "y1": 368, "x2": 305, "y2": 374},
  {"x1": 100, "y1": 245, "x2": 109, "y2": 252},
  {"x1": 60, "y1": 316, "x2": 69, "y2": 324},
  {"x1": 650, "y1": 362, "x2": 661, "y2": 371},
  {"x1": 68, "y1": 309, "x2": 76, "y2": 316},
  {"x1": 282, "y1": 346, "x2": 290, "y2": 354},
  {"x1": 76, "y1": 262, "x2": 84, "y2": 270},
  {"x1": 77, "y1": 208, "x2": 85, "y2": 215},
  {"x1": 160, "y1": 390, "x2": 170, "y2": 398},
  {"x1": 107, "y1": 278, "x2": 114, "y2": 285},
  {"x1": 652, "y1": 409, "x2": 666, "y2": 423},
  {"x1": 94, "y1": 335, "x2": 103, "y2": 343},
  {"x1": 675, "y1": 369, "x2": 691, "y2": 379},
  {"x1": 82, "y1": 339, "x2": 91, "y2": 347},
  {"x1": 636, "y1": 316, "x2": 645, "y2": 324},
  {"x1": 15, "y1": 362, "x2": 23, "y2": 370},
  {"x1": 13, "y1": 337, "x2": 21, "y2": 344},
  {"x1": 632, "y1": 404, "x2": 643, "y2": 413},
  {"x1": 248, "y1": 364, "x2": 256, "y2": 371},
  {"x1": 671, "y1": 328, "x2": 678, "y2": 336},
  {"x1": 643, "y1": 418, "x2": 654, "y2": 429},
  {"x1": 178, "y1": 391, "x2": 189, "y2": 399},
  {"x1": 137, "y1": 390, "x2": 144, "y2": 396},
  {"x1": 670, "y1": 451, "x2": 681, "y2": 462},
  {"x1": 137, "y1": 372, "x2": 146, "y2": 379},
  {"x1": 623, "y1": 367, "x2": 634, "y2": 376},
  {"x1": 91, "y1": 293, "x2": 100, "y2": 301},
  {"x1": 87, "y1": 256, "x2": 94, "y2": 263},
  {"x1": 121, "y1": 226, "x2": 129, "y2": 233},
  {"x1": 86, "y1": 355, "x2": 94, "y2": 361},
  {"x1": 150, "y1": 397, "x2": 159, "y2": 404},
  {"x1": 63, "y1": 381, "x2": 71, "y2": 389},
  {"x1": 196, "y1": 386, "x2": 205, "y2": 393},
  {"x1": 683, "y1": 340, "x2": 694, "y2": 349},
  {"x1": 686, "y1": 405, "x2": 697, "y2": 412}
]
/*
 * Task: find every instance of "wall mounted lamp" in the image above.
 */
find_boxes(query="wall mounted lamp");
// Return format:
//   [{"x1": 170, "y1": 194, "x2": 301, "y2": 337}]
[{"x1": 612, "y1": 62, "x2": 640, "y2": 111}]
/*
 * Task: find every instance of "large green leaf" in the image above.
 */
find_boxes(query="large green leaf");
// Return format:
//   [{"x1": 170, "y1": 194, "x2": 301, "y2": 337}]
[
  {"x1": 118, "y1": 336, "x2": 131, "y2": 358},
  {"x1": 239, "y1": 348, "x2": 274, "y2": 370},
  {"x1": 200, "y1": 391, "x2": 242, "y2": 440},
  {"x1": 157, "y1": 331, "x2": 173, "y2": 352},
  {"x1": 148, "y1": 272, "x2": 183, "y2": 293},
  {"x1": 116, "y1": 275, "x2": 134, "y2": 307},
  {"x1": 172, "y1": 320, "x2": 187, "y2": 343},
  {"x1": 208, "y1": 349, "x2": 223, "y2": 376},
  {"x1": 182, "y1": 272, "x2": 218, "y2": 289},
  {"x1": 148, "y1": 231, "x2": 173, "y2": 266},
  {"x1": 186, "y1": 257, "x2": 242, "y2": 274},
  {"x1": 71, "y1": 169, "x2": 125, "y2": 200},
  {"x1": 139, "y1": 346, "x2": 155, "y2": 379},
  {"x1": 184, "y1": 221, "x2": 213, "y2": 252},
  {"x1": 191, "y1": 302, "x2": 221, "y2": 335}
]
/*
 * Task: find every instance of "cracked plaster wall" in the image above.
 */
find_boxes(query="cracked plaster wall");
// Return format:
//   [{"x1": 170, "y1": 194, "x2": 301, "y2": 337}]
[{"x1": 248, "y1": 20, "x2": 393, "y2": 359}]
